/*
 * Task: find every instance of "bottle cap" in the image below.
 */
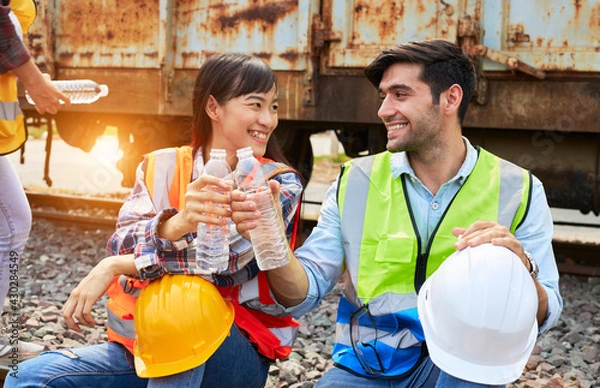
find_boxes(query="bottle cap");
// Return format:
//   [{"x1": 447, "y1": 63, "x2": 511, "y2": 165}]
[
  {"x1": 236, "y1": 147, "x2": 253, "y2": 158},
  {"x1": 98, "y1": 84, "x2": 109, "y2": 97}
]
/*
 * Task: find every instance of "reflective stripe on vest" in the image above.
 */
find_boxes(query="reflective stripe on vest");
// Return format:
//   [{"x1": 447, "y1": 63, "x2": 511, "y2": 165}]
[
  {"x1": 333, "y1": 148, "x2": 531, "y2": 377},
  {"x1": 106, "y1": 146, "x2": 299, "y2": 359},
  {"x1": 107, "y1": 308, "x2": 136, "y2": 339},
  {"x1": 106, "y1": 275, "x2": 147, "y2": 354},
  {"x1": 0, "y1": 95, "x2": 26, "y2": 155},
  {"x1": 145, "y1": 146, "x2": 193, "y2": 210},
  {"x1": 0, "y1": 102, "x2": 22, "y2": 121}
]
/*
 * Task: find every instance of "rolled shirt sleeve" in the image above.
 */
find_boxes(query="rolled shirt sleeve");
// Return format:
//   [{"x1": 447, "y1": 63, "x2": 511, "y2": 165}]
[{"x1": 282, "y1": 181, "x2": 345, "y2": 319}]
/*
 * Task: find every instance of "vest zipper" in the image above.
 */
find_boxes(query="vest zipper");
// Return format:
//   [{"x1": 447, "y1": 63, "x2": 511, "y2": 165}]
[
  {"x1": 402, "y1": 172, "x2": 472, "y2": 293},
  {"x1": 402, "y1": 176, "x2": 427, "y2": 292}
]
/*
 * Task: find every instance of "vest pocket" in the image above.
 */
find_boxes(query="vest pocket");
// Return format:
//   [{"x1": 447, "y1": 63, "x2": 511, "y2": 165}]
[
  {"x1": 374, "y1": 236, "x2": 415, "y2": 263},
  {"x1": 357, "y1": 237, "x2": 418, "y2": 299}
]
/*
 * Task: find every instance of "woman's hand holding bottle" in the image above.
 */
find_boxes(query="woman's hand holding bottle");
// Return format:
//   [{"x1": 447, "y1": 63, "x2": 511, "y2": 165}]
[{"x1": 158, "y1": 175, "x2": 233, "y2": 241}]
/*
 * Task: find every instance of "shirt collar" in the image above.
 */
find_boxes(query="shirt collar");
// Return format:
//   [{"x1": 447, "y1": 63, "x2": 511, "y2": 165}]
[{"x1": 389, "y1": 137, "x2": 478, "y2": 185}]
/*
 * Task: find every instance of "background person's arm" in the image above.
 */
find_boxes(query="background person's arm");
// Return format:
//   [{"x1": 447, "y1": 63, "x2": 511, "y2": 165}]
[
  {"x1": 10, "y1": 58, "x2": 70, "y2": 114},
  {"x1": 1, "y1": 5, "x2": 69, "y2": 114}
]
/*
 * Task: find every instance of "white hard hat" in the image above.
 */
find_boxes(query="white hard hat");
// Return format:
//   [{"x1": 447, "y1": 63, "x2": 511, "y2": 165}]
[{"x1": 417, "y1": 243, "x2": 538, "y2": 384}]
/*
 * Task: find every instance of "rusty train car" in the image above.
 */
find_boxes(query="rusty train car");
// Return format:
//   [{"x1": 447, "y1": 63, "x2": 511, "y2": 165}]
[{"x1": 21, "y1": 0, "x2": 600, "y2": 215}]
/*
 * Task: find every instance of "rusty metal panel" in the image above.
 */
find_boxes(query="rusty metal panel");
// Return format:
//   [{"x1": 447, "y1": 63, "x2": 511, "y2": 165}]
[
  {"x1": 463, "y1": 129, "x2": 600, "y2": 215},
  {"x1": 172, "y1": 0, "x2": 312, "y2": 70},
  {"x1": 482, "y1": 0, "x2": 600, "y2": 71},
  {"x1": 465, "y1": 79, "x2": 600, "y2": 132},
  {"x1": 56, "y1": 68, "x2": 163, "y2": 115},
  {"x1": 52, "y1": 0, "x2": 163, "y2": 69},
  {"x1": 326, "y1": 0, "x2": 460, "y2": 68}
]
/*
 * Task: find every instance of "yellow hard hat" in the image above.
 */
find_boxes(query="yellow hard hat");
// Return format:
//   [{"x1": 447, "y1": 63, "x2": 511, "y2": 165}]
[{"x1": 133, "y1": 274, "x2": 235, "y2": 378}]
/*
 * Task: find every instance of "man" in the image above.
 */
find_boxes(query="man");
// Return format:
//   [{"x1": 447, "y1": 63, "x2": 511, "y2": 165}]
[{"x1": 232, "y1": 39, "x2": 562, "y2": 387}]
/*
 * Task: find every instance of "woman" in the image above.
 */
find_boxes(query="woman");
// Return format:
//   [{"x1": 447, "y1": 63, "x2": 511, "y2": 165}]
[{"x1": 7, "y1": 53, "x2": 303, "y2": 388}]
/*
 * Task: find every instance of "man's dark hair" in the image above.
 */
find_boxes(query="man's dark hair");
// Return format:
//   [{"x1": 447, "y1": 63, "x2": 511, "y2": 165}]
[{"x1": 364, "y1": 39, "x2": 476, "y2": 123}]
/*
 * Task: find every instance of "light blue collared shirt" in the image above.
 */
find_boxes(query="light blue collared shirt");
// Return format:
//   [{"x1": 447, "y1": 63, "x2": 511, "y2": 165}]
[{"x1": 287, "y1": 138, "x2": 562, "y2": 334}]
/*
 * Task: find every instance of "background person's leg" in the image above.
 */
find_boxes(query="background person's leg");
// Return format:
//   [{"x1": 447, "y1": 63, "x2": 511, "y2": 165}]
[{"x1": 0, "y1": 156, "x2": 32, "y2": 315}]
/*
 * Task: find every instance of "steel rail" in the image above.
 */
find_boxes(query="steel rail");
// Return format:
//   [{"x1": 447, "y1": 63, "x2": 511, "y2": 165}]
[
  {"x1": 26, "y1": 191, "x2": 120, "y2": 231},
  {"x1": 25, "y1": 192, "x2": 600, "y2": 276}
]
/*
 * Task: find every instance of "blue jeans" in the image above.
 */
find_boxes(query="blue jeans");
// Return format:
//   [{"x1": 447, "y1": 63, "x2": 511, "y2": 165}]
[
  {"x1": 316, "y1": 359, "x2": 505, "y2": 388},
  {"x1": 5, "y1": 325, "x2": 270, "y2": 387},
  {"x1": 0, "y1": 156, "x2": 32, "y2": 315}
]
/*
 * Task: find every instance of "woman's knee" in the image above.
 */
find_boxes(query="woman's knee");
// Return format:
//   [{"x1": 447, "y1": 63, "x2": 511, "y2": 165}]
[
  {"x1": 4, "y1": 347, "x2": 144, "y2": 388},
  {"x1": 4, "y1": 352, "x2": 56, "y2": 387}
]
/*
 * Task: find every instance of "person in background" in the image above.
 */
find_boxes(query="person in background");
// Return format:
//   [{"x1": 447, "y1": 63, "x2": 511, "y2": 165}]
[
  {"x1": 232, "y1": 39, "x2": 563, "y2": 387},
  {"x1": 0, "y1": 0, "x2": 69, "y2": 362},
  {"x1": 7, "y1": 53, "x2": 303, "y2": 388}
]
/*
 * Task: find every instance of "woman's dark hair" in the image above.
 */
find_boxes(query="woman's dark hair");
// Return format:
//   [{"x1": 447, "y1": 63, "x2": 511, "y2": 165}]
[
  {"x1": 364, "y1": 39, "x2": 476, "y2": 124},
  {"x1": 190, "y1": 53, "x2": 289, "y2": 164}
]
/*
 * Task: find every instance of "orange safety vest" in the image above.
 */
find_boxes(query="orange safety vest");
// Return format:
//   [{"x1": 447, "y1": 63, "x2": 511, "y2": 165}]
[{"x1": 106, "y1": 146, "x2": 301, "y2": 360}]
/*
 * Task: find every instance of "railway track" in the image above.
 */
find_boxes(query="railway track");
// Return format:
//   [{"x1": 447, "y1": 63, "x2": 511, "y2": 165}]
[
  {"x1": 26, "y1": 191, "x2": 600, "y2": 277},
  {"x1": 27, "y1": 191, "x2": 122, "y2": 230}
]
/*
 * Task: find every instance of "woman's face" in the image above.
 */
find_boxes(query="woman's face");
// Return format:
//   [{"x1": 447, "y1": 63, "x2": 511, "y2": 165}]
[{"x1": 210, "y1": 85, "x2": 278, "y2": 163}]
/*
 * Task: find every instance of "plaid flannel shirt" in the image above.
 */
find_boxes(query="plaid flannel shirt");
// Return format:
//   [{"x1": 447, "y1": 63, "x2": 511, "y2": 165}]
[
  {"x1": 0, "y1": 4, "x2": 31, "y2": 74},
  {"x1": 107, "y1": 148, "x2": 303, "y2": 287}
]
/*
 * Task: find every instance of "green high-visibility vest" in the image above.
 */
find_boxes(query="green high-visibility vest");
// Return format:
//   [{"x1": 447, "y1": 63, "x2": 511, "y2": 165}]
[{"x1": 337, "y1": 147, "x2": 531, "y2": 303}]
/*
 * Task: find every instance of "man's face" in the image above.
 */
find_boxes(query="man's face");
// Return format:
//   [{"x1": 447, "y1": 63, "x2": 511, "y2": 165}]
[{"x1": 377, "y1": 63, "x2": 442, "y2": 153}]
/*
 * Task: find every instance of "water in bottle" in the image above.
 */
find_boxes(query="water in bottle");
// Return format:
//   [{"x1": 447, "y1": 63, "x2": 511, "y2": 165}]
[
  {"x1": 234, "y1": 147, "x2": 290, "y2": 271},
  {"x1": 195, "y1": 149, "x2": 232, "y2": 274},
  {"x1": 26, "y1": 79, "x2": 109, "y2": 105}
]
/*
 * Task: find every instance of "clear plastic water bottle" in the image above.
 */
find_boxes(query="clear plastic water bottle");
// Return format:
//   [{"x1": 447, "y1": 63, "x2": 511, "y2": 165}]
[
  {"x1": 195, "y1": 149, "x2": 232, "y2": 274},
  {"x1": 234, "y1": 147, "x2": 290, "y2": 271},
  {"x1": 25, "y1": 79, "x2": 109, "y2": 105}
]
